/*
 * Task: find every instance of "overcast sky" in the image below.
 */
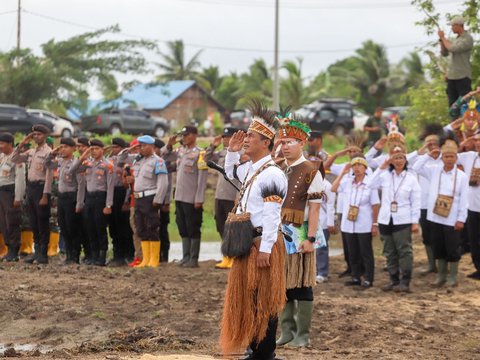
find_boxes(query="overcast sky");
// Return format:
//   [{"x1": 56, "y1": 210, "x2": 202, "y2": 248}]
[{"x1": 0, "y1": 0, "x2": 466, "y2": 86}]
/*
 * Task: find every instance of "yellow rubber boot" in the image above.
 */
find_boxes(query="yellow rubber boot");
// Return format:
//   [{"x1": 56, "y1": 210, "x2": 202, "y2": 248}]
[
  {"x1": 48, "y1": 232, "x2": 60, "y2": 257},
  {"x1": 0, "y1": 234, "x2": 7, "y2": 258},
  {"x1": 216, "y1": 256, "x2": 233, "y2": 269},
  {"x1": 148, "y1": 241, "x2": 161, "y2": 268},
  {"x1": 226, "y1": 257, "x2": 234, "y2": 268},
  {"x1": 20, "y1": 231, "x2": 34, "y2": 255},
  {"x1": 134, "y1": 241, "x2": 151, "y2": 268}
]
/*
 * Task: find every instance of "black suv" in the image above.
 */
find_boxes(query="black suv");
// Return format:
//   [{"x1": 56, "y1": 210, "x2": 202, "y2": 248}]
[
  {"x1": 297, "y1": 99, "x2": 355, "y2": 137},
  {"x1": 0, "y1": 104, "x2": 54, "y2": 134}
]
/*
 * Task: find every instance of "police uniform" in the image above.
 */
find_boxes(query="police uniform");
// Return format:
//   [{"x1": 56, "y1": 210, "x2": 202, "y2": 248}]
[
  {"x1": 0, "y1": 133, "x2": 25, "y2": 261},
  {"x1": 12, "y1": 125, "x2": 53, "y2": 264},
  {"x1": 76, "y1": 137, "x2": 91, "y2": 263},
  {"x1": 205, "y1": 127, "x2": 240, "y2": 269},
  {"x1": 80, "y1": 139, "x2": 114, "y2": 266},
  {"x1": 132, "y1": 135, "x2": 168, "y2": 268},
  {"x1": 162, "y1": 126, "x2": 208, "y2": 268},
  {"x1": 108, "y1": 138, "x2": 134, "y2": 266},
  {"x1": 45, "y1": 138, "x2": 82, "y2": 264}
]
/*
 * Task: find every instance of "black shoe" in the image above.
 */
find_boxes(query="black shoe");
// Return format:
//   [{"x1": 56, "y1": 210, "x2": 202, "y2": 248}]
[
  {"x1": 355, "y1": 280, "x2": 373, "y2": 290},
  {"x1": 344, "y1": 279, "x2": 361, "y2": 286},
  {"x1": 4, "y1": 254, "x2": 19, "y2": 262},
  {"x1": 382, "y1": 282, "x2": 400, "y2": 292},
  {"x1": 338, "y1": 269, "x2": 352, "y2": 278},
  {"x1": 394, "y1": 283, "x2": 410, "y2": 293},
  {"x1": 108, "y1": 258, "x2": 126, "y2": 267},
  {"x1": 238, "y1": 353, "x2": 278, "y2": 360},
  {"x1": 467, "y1": 271, "x2": 480, "y2": 279},
  {"x1": 63, "y1": 259, "x2": 77, "y2": 265},
  {"x1": 24, "y1": 253, "x2": 37, "y2": 264},
  {"x1": 94, "y1": 251, "x2": 107, "y2": 266},
  {"x1": 83, "y1": 257, "x2": 94, "y2": 265}
]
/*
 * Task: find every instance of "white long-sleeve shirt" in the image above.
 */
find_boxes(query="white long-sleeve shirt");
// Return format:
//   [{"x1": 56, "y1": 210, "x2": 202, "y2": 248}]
[
  {"x1": 319, "y1": 180, "x2": 335, "y2": 230},
  {"x1": 367, "y1": 167, "x2": 421, "y2": 226},
  {"x1": 417, "y1": 155, "x2": 442, "y2": 209},
  {"x1": 225, "y1": 151, "x2": 287, "y2": 254},
  {"x1": 413, "y1": 155, "x2": 469, "y2": 225},
  {"x1": 457, "y1": 151, "x2": 480, "y2": 212}
]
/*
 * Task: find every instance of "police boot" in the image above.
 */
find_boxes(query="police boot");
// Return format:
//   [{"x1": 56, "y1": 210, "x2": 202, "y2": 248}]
[
  {"x1": 148, "y1": 241, "x2": 161, "y2": 268},
  {"x1": 184, "y1": 238, "x2": 200, "y2": 268},
  {"x1": 382, "y1": 273, "x2": 400, "y2": 291},
  {"x1": 135, "y1": 241, "x2": 151, "y2": 268},
  {"x1": 35, "y1": 244, "x2": 49, "y2": 264},
  {"x1": 432, "y1": 259, "x2": 447, "y2": 288},
  {"x1": 4, "y1": 245, "x2": 20, "y2": 262},
  {"x1": 24, "y1": 243, "x2": 39, "y2": 264},
  {"x1": 160, "y1": 246, "x2": 169, "y2": 263},
  {"x1": 446, "y1": 261, "x2": 459, "y2": 287},
  {"x1": 177, "y1": 237, "x2": 190, "y2": 266},
  {"x1": 420, "y1": 245, "x2": 437, "y2": 275},
  {"x1": 276, "y1": 301, "x2": 296, "y2": 346},
  {"x1": 288, "y1": 301, "x2": 313, "y2": 347},
  {"x1": 94, "y1": 250, "x2": 107, "y2": 266}
]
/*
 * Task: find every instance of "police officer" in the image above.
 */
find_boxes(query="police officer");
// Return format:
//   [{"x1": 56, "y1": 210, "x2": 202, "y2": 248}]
[
  {"x1": 0, "y1": 133, "x2": 25, "y2": 262},
  {"x1": 205, "y1": 127, "x2": 240, "y2": 269},
  {"x1": 163, "y1": 126, "x2": 208, "y2": 268},
  {"x1": 154, "y1": 138, "x2": 172, "y2": 263},
  {"x1": 124, "y1": 135, "x2": 168, "y2": 268},
  {"x1": 12, "y1": 125, "x2": 53, "y2": 264},
  {"x1": 76, "y1": 137, "x2": 91, "y2": 263},
  {"x1": 108, "y1": 137, "x2": 133, "y2": 266},
  {"x1": 45, "y1": 138, "x2": 82, "y2": 264},
  {"x1": 77, "y1": 139, "x2": 114, "y2": 266}
]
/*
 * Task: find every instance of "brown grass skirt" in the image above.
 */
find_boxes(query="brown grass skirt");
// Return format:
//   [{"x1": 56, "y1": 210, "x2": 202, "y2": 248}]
[
  {"x1": 285, "y1": 251, "x2": 316, "y2": 289},
  {"x1": 219, "y1": 234, "x2": 286, "y2": 355}
]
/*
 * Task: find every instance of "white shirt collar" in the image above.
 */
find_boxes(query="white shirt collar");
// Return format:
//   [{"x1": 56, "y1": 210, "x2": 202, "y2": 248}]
[
  {"x1": 285, "y1": 155, "x2": 306, "y2": 168},
  {"x1": 250, "y1": 154, "x2": 273, "y2": 171}
]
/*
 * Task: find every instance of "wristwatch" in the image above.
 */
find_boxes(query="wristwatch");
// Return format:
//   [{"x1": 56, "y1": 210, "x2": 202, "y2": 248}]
[{"x1": 307, "y1": 236, "x2": 316, "y2": 243}]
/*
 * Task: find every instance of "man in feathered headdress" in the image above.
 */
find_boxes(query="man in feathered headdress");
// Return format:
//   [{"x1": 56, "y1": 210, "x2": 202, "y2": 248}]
[
  {"x1": 445, "y1": 98, "x2": 479, "y2": 151},
  {"x1": 274, "y1": 108, "x2": 325, "y2": 348},
  {"x1": 220, "y1": 99, "x2": 288, "y2": 360}
]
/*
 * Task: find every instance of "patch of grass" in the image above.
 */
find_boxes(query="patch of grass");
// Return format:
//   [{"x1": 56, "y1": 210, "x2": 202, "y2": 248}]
[{"x1": 92, "y1": 310, "x2": 106, "y2": 320}]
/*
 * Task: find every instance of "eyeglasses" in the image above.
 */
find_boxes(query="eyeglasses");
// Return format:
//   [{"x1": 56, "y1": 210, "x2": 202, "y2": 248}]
[{"x1": 280, "y1": 140, "x2": 300, "y2": 147}]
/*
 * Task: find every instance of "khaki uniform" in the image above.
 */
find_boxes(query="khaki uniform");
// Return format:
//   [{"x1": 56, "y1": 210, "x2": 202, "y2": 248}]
[
  {"x1": 0, "y1": 152, "x2": 25, "y2": 257},
  {"x1": 11, "y1": 144, "x2": 53, "y2": 262}
]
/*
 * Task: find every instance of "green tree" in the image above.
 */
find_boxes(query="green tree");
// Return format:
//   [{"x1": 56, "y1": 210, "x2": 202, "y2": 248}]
[
  {"x1": 215, "y1": 73, "x2": 242, "y2": 111},
  {"x1": 156, "y1": 40, "x2": 202, "y2": 81},
  {"x1": 280, "y1": 57, "x2": 308, "y2": 109},
  {"x1": 197, "y1": 65, "x2": 223, "y2": 96}
]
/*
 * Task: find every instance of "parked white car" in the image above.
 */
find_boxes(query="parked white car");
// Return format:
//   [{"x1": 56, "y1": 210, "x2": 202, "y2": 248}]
[
  {"x1": 27, "y1": 109, "x2": 75, "y2": 137},
  {"x1": 353, "y1": 109, "x2": 370, "y2": 130}
]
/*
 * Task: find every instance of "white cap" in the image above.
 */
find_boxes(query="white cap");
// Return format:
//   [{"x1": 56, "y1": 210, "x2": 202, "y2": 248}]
[{"x1": 450, "y1": 15, "x2": 464, "y2": 25}]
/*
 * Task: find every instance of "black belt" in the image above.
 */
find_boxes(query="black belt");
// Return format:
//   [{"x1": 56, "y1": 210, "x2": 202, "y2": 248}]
[
  {"x1": 86, "y1": 191, "x2": 106, "y2": 197},
  {"x1": 58, "y1": 191, "x2": 77, "y2": 198},
  {"x1": 27, "y1": 181, "x2": 45, "y2": 187},
  {"x1": 0, "y1": 184, "x2": 14, "y2": 192}
]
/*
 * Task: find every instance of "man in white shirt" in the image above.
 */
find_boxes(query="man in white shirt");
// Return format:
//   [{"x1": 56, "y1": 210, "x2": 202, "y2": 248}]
[
  {"x1": 316, "y1": 180, "x2": 336, "y2": 283},
  {"x1": 457, "y1": 133, "x2": 480, "y2": 280},
  {"x1": 220, "y1": 100, "x2": 288, "y2": 360},
  {"x1": 413, "y1": 140, "x2": 468, "y2": 287}
]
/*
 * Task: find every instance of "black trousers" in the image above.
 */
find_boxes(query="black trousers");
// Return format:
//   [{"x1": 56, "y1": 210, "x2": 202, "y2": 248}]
[
  {"x1": 0, "y1": 187, "x2": 21, "y2": 250},
  {"x1": 134, "y1": 195, "x2": 160, "y2": 241},
  {"x1": 109, "y1": 187, "x2": 133, "y2": 258},
  {"x1": 159, "y1": 207, "x2": 170, "y2": 256},
  {"x1": 419, "y1": 209, "x2": 433, "y2": 246},
  {"x1": 26, "y1": 183, "x2": 50, "y2": 249},
  {"x1": 447, "y1": 77, "x2": 471, "y2": 108},
  {"x1": 214, "y1": 199, "x2": 234, "y2": 237},
  {"x1": 249, "y1": 317, "x2": 278, "y2": 359},
  {"x1": 175, "y1": 201, "x2": 203, "y2": 239},
  {"x1": 286, "y1": 287, "x2": 313, "y2": 302},
  {"x1": 57, "y1": 192, "x2": 81, "y2": 258},
  {"x1": 430, "y1": 222, "x2": 461, "y2": 262},
  {"x1": 84, "y1": 192, "x2": 108, "y2": 253},
  {"x1": 467, "y1": 210, "x2": 480, "y2": 271},
  {"x1": 344, "y1": 232, "x2": 374, "y2": 283}
]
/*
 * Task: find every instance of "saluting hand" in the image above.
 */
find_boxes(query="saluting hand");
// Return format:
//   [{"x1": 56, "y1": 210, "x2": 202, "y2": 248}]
[
  {"x1": 379, "y1": 157, "x2": 390, "y2": 170},
  {"x1": 374, "y1": 137, "x2": 388, "y2": 151},
  {"x1": 211, "y1": 135, "x2": 222, "y2": 148},
  {"x1": 167, "y1": 135, "x2": 178, "y2": 149},
  {"x1": 428, "y1": 148, "x2": 441, "y2": 159},
  {"x1": 228, "y1": 131, "x2": 246, "y2": 152}
]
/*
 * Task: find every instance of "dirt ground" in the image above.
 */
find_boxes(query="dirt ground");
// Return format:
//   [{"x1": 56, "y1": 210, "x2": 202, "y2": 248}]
[{"x1": 1, "y1": 238, "x2": 480, "y2": 360}]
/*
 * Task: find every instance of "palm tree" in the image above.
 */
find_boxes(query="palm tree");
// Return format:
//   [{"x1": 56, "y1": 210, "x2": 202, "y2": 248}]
[
  {"x1": 156, "y1": 40, "x2": 202, "y2": 81},
  {"x1": 280, "y1": 57, "x2": 307, "y2": 109},
  {"x1": 197, "y1": 65, "x2": 222, "y2": 96}
]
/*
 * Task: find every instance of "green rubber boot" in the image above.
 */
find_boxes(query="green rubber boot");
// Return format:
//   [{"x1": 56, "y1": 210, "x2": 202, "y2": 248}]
[
  {"x1": 433, "y1": 259, "x2": 447, "y2": 287},
  {"x1": 446, "y1": 261, "x2": 459, "y2": 287},
  {"x1": 276, "y1": 301, "x2": 296, "y2": 346},
  {"x1": 288, "y1": 300, "x2": 313, "y2": 347}
]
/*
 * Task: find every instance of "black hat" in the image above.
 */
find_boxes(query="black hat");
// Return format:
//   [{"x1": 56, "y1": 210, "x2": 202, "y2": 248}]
[
  {"x1": 77, "y1": 137, "x2": 89, "y2": 146},
  {"x1": 179, "y1": 125, "x2": 198, "y2": 135},
  {"x1": 89, "y1": 139, "x2": 104, "y2": 148},
  {"x1": 154, "y1": 138, "x2": 165, "y2": 149},
  {"x1": 32, "y1": 124, "x2": 50, "y2": 134},
  {"x1": 0, "y1": 132, "x2": 14, "y2": 144},
  {"x1": 222, "y1": 127, "x2": 237, "y2": 137},
  {"x1": 111, "y1": 137, "x2": 128, "y2": 148},
  {"x1": 308, "y1": 131, "x2": 323, "y2": 140},
  {"x1": 60, "y1": 138, "x2": 76, "y2": 147}
]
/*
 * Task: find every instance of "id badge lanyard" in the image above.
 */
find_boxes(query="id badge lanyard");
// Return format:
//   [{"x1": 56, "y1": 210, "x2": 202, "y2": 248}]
[{"x1": 391, "y1": 171, "x2": 407, "y2": 213}]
